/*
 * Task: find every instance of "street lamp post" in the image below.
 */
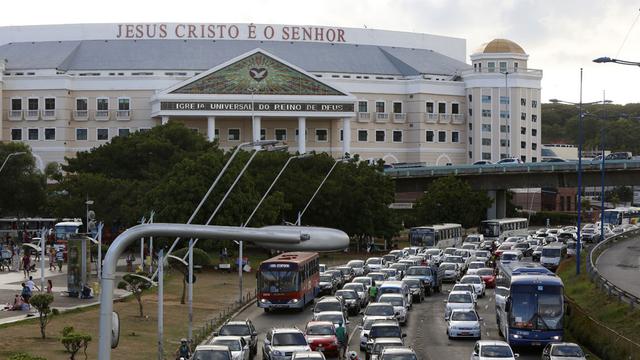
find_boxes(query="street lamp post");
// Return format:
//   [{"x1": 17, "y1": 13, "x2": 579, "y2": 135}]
[
  {"x1": 0, "y1": 151, "x2": 26, "y2": 173},
  {"x1": 593, "y1": 57, "x2": 640, "y2": 67}
]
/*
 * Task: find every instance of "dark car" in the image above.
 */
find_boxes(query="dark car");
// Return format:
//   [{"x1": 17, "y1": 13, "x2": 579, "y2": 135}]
[
  {"x1": 512, "y1": 242, "x2": 533, "y2": 257},
  {"x1": 215, "y1": 319, "x2": 258, "y2": 357},
  {"x1": 606, "y1": 152, "x2": 632, "y2": 160}
]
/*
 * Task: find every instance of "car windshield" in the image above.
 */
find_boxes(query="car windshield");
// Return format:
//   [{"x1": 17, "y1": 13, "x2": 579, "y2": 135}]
[
  {"x1": 477, "y1": 269, "x2": 494, "y2": 276},
  {"x1": 348, "y1": 261, "x2": 364, "y2": 268},
  {"x1": 542, "y1": 248, "x2": 561, "y2": 257},
  {"x1": 448, "y1": 293, "x2": 472, "y2": 303},
  {"x1": 454, "y1": 250, "x2": 468, "y2": 257},
  {"x1": 514, "y1": 244, "x2": 528, "y2": 249},
  {"x1": 453, "y1": 285, "x2": 473, "y2": 293},
  {"x1": 367, "y1": 259, "x2": 382, "y2": 265},
  {"x1": 451, "y1": 311, "x2": 478, "y2": 321},
  {"x1": 306, "y1": 324, "x2": 334, "y2": 335},
  {"x1": 354, "y1": 278, "x2": 371, "y2": 285},
  {"x1": 381, "y1": 354, "x2": 417, "y2": 360},
  {"x1": 316, "y1": 313, "x2": 343, "y2": 324},
  {"x1": 336, "y1": 291, "x2": 357, "y2": 299},
  {"x1": 406, "y1": 267, "x2": 430, "y2": 276},
  {"x1": 498, "y1": 244, "x2": 512, "y2": 250},
  {"x1": 379, "y1": 297, "x2": 404, "y2": 306},
  {"x1": 212, "y1": 340, "x2": 241, "y2": 351},
  {"x1": 365, "y1": 305, "x2": 394, "y2": 316},
  {"x1": 567, "y1": 243, "x2": 576, "y2": 249},
  {"x1": 192, "y1": 350, "x2": 231, "y2": 360},
  {"x1": 373, "y1": 342, "x2": 403, "y2": 353},
  {"x1": 502, "y1": 254, "x2": 518, "y2": 260},
  {"x1": 469, "y1": 263, "x2": 484, "y2": 269},
  {"x1": 370, "y1": 326, "x2": 401, "y2": 338},
  {"x1": 259, "y1": 270, "x2": 298, "y2": 293},
  {"x1": 344, "y1": 284, "x2": 363, "y2": 292},
  {"x1": 369, "y1": 274, "x2": 385, "y2": 281},
  {"x1": 219, "y1": 324, "x2": 250, "y2": 336},
  {"x1": 551, "y1": 345, "x2": 584, "y2": 356},
  {"x1": 461, "y1": 277, "x2": 481, "y2": 284},
  {"x1": 404, "y1": 279, "x2": 420, "y2": 288},
  {"x1": 480, "y1": 345, "x2": 513, "y2": 357},
  {"x1": 320, "y1": 275, "x2": 333, "y2": 282},
  {"x1": 425, "y1": 249, "x2": 440, "y2": 256},
  {"x1": 315, "y1": 302, "x2": 340, "y2": 312},
  {"x1": 495, "y1": 287, "x2": 509, "y2": 297},
  {"x1": 440, "y1": 264, "x2": 455, "y2": 270},
  {"x1": 272, "y1": 332, "x2": 307, "y2": 346}
]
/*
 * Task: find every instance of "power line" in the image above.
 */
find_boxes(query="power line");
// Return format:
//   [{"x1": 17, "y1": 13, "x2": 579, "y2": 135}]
[{"x1": 615, "y1": 8, "x2": 640, "y2": 58}]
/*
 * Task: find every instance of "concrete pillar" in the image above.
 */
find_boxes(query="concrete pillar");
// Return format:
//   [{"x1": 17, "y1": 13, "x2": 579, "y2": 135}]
[
  {"x1": 0, "y1": 62, "x2": 3, "y2": 141},
  {"x1": 207, "y1": 116, "x2": 216, "y2": 142},
  {"x1": 161, "y1": 116, "x2": 169, "y2": 125},
  {"x1": 298, "y1": 117, "x2": 306, "y2": 154},
  {"x1": 486, "y1": 190, "x2": 497, "y2": 220},
  {"x1": 496, "y1": 189, "x2": 507, "y2": 219},
  {"x1": 252, "y1": 116, "x2": 261, "y2": 147},
  {"x1": 342, "y1": 117, "x2": 351, "y2": 156}
]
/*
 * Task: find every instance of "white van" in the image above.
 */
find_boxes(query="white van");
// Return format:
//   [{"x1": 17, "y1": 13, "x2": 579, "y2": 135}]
[{"x1": 377, "y1": 281, "x2": 412, "y2": 307}]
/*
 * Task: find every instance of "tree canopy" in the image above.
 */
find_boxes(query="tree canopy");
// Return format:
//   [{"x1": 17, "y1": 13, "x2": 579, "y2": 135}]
[{"x1": 0, "y1": 142, "x2": 47, "y2": 217}]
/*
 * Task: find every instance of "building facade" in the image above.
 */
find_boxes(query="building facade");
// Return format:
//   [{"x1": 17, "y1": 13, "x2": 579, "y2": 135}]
[{"x1": 0, "y1": 23, "x2": 542, "y2": 170}]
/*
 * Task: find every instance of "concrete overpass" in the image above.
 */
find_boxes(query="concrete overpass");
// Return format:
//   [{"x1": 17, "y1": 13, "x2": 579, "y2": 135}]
[{"x1": 386, "y1": 160, "x2": 640, "y2": 218}]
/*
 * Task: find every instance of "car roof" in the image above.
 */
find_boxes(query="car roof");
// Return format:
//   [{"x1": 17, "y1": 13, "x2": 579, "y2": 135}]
[
  {"x1": 317, "y1": 297, "x2": 341, "y2": 303},
  {"x1": 476, "y1": 340, "x2": 511, "y2": 346},
  {"x1": 315, "y1": 311, "x2": 343, "y2": 315},
  {"x1": 381, "y1": 347, "x2": 415, "y2": 354},
  {"x1": 211, "y1": 336, "x2": 242, "y2": 342},
  {"x1": 306, "y1": 321, "x2": 334, "y2": 327},
  {"x1": 373, "y1": 337, "x2": 404, "y2": 344},
  {"x1": 224, "y1": 320, "x2": 250, "y2": 326},
  {"x1": 461, "y1": 274, "x2": 481, "y2": 279},
  {"x1": 378, "y1": 293, "x2": 404, "y2": 298},
  {"x1": 371, "y1": 320, "x2": 400, "y2": 327},
  {"x1": 195, "y1": 345, "x2": 231, "y2": 351},
  {"x1": 272, "y1": 327, "x2": 304, "y2": 334},
  {"x1": 449, "y1": 290, "x2": 472, "y2": 295},
  {"x1": 450, "y1": 308, "x2": 476, "y2": 314}
]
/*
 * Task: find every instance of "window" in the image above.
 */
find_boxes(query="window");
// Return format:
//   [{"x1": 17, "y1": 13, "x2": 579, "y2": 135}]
[
  {"x1": 393, "y1": 102, "x2": 402, "y2": 113},
  {"x1": 97, "y1": 98, "x2": 109, "y2": 110},
  {"x1": 482, "y1": 109, "x2": 491, "y2": 117},
  {"x1": 375, "y1": 130, "x2": 385, "y2": 142},
  {"x1": 500, "y1": 111, "x2": 510, "y2": 119},
  {"x1": 76, "y1": 98, "x2": 88, "y2": 110},
  {"x1": 44, "y1": 128, "x2": 55, "y2": 141},
  {"x1": 566, "y1": 196, "x2": 571, "y2": 210},
  {"x1": 532, "y1": 114, "x2": 538, "y2": 122},
  {"x1": 521, "y1": 141, "x2": 526, "y2": 149},
  {"x1": 11, "y1": 129, "x2": 22, "y2": 141},
  {"x1": 532, "y1": 100, "x2": 538, "y2": 108},
  {"x1": 482, "y1": 124, "x2": 491, "y2": 132},
  {"x1": 44, "y1": 98, "x2": 55, "y2": 110},
  {"x1": 468, "y1": 94, "x2": 472, "y2": 102},
  {"x1": 482, "y1": 138, "x2": 491, "y2": 146},
  {"x1": 521, "y1": 127, "x2": 526, "y2": 135},
  {"x1": 339, "y1": 129, "x2": 344, "y2": 142},
  {"x1": 28, "y1": 98, "x2": 39, "y2": 110},
  {"x1": 316, "y1": 129, "x2": 328, "y2": 142},
  {"x1": 500, "y1": 96, "x2": 509, "y2": 104},
  {"x1": 438, "y1": 102, "x2": 447, "y2": 114},
  {"x1": 521, "y1": 112, "x2": 526, "y2": 120},
  {"x1": 482, "y1": 152, "x2": 491, "y2": 160},
  {"x1": 358, "y1": 101, "x2": 368, "y2": 113},
  {"x1": 76, "y1": 128, "x2": 88, "y2": 140},
  {"x1": 521, "y1": 155, "x2": 527, "y2": 163},
  {"x1": 375, "y1": 101, "x2": 385, "y2": 113},
  {"x1": 468, "y1": 123, "x2": 473, "y2": 131},
  {"x1": 438, "y1": 131, "x2": 446, "y2": 142},
  {"x1": 426, "y1": 102, "x2": 434, "y2": 113},
  {"x1": 469, "y1": 151, "x2": 473, "y2": 159},
  {"x1": 500, "y1": 125, "x2": 509, "y2": 133},
  {"x1": 514, "y1": 62, "x2": 519, "y2": 72},
  {"x1": 97, "y1": 128, "x2": 109, "y2": 140},
  {"x1": 275, "y1": 129, "x2": 287, "y2": 141},
  {"x1": 426, "y1": 130, "x2": 435, "y2": 142},
  {"x1": 469, "y1": 137, "x2": 473, "y2": 145},
  {"x1": 482, "y1": 95, "x2": 491, "y2": 103},
  {"x1": 118, "y1": 128, "x2": 130, "y2": 137},
  {"x1": 532, "y1": 156, "x2": 537, "y2": 162},
  {"x1": 451, "y1": 103, "x2": 460, "y2": 114},
  {"x1": 478, "y1": 63, "x2": 482, "y2": 71},
  {"x1": 469, "y1": 108, "x2": 473, "y2": 116},
  {"x1": 532, "y1": 129, "x2": 537, "y2": 136},
  {"x1": 488, "y1": 62, "x2": 495, "y2": 73},
  {"x1": 11, "y1": 98, "x2": 22, "y2": 111},
  {"x1": 521, "y1": 98, "x2": 526, "y2": 106},
  {"x1": 500, "y1": 139, "x2": 509, "y2": 147},
  {"x1": 28, "y1": 128, "x2": 39, "y2": 140},
  {"x1": 228, "y1": 128, "x2": 240, "y2": 141},
  {"x1": 532, "y1": 143, "x2": 538, "y2": 150},
  {"x1": 118, "y1": 98, "x2": 130, "y2": 110},
  {"x1": 260, "y1": 128, "x2": 266, "y2": 141},
  {"x1": 392, "y1": 130, "x2": 402, "y2": 143},
  {"x1": 358, "y1": 129, "x2": 368, "y2": 142},
  {"x1": 499, "y1": 62, "x2": 507, "y2": 73},
  {"x1": 452, "y1": 131, "x2": 459, "y2": 143}
]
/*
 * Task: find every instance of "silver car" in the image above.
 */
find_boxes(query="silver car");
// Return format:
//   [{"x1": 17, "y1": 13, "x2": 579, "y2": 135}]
[
  {"x1": 444, "y1": 291, "x2": 475, "y2": 320},
  {"x1": 447, "y1": 309, "x2": 482, "y2": 339},
  {"x1": 209, "y1": 336, "x2": 250, "y2": 360},
  {"x1": 542, "y1": 342, "x2": 587, "y2": 360}
]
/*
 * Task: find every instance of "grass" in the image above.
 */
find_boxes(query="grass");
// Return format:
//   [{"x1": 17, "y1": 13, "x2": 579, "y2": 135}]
[{"x1": 557, "y1": 254, "x2": 640, "y2": 359}]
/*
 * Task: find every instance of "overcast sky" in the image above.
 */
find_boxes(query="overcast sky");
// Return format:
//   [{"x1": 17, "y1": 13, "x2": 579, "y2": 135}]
[{"x1": 1, "y1": 0, "x2": 639, "y2": 104}]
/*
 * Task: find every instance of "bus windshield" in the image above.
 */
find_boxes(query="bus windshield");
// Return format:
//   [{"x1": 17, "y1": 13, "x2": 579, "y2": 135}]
[
  {"x1": 410, "y1": 228, "x2": 434, "y2": 247},
  {"x1": 406, "y1": 267, "x2": 431, "y2": 276},
  {"x1": 541, "y1": 248, "x2": 561, "y2": 257},
  {"x1": 602, "y1": 211, "x2": 621, "y2": 225},
  {"x1": 480, "y1": 222, "x2": 499, "y2": 237},
  {"x1": 259, "y1": 270, "x2": 298, "y2": 293},
  {"x1": 509, "y1": 285, "x2": 563, "y2": 330},
  {"x1": 55, "y1": 225, "x2": 81, "y2": 241}
]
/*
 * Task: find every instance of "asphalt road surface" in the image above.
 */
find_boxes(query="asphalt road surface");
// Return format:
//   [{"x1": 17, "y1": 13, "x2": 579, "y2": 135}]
[
  {"x1": 228, "y1": 283, "x2": 545, "y2": 360},
  {"x1": 597, "y1": 235, "x2": 640, "y2": 298}
]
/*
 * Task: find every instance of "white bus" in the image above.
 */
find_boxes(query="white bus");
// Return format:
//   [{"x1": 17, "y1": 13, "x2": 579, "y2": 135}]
[
  {"x1": 409, "y1": 223, "x2": 463, "y2": 249},
  {"x1": 601, "y1": 207, "x2": 640, "y2": 226},
  {"x1": 54, "y1": 219, "x2": 84, "y2": 242},
  {"x1": 0, "y1": 217, "x2": 57, "y2": 239},
  {"x1": 479, "y1": 218, "x2": 528, "y2": 243}
]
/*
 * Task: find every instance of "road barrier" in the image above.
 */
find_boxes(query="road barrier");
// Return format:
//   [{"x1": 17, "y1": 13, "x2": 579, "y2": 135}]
[
  {"x1": 588, "y1": 228, "x2": 640, "y2": 308},
  {"x1": 192, "y1": 289, "x2": 257, "y2": 347}
]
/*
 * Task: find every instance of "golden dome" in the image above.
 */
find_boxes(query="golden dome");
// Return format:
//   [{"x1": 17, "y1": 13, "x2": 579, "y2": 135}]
[{"x1": 475, "y1": 39, "x2": 525, "y2": 54}]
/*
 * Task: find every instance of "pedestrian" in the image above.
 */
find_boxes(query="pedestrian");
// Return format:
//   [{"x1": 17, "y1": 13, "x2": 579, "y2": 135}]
[
  {"x1": 55, "y1": 249, "x2": 64, "y2": 272},
  {"x1": 46, "y1": 279, "x2": 53, "y2": 293},
  {"x1": 22, "y1": 252, "x2": 31, "y2": 278},
  {"x1": 175, "y1": 338, "x2": 191, "y2": 360},
  {"x1": 335, "y1": 320, "x2": 347, "y2": 360},
  {"x1": 126, "y1": 252, "x2": 135, "y2": 272},
  {"x1": 20, "y1": 283, "x2": 32, "y2": 304},
  {"x1": 368, "y1": 282, "x2": 378, "y2": 301},
  {"x1": 49, "y1": 246, "x2": 56, "y2": 271},
  {"x1": 26, "y1": 275, "x2": 40, "y2": 292}
]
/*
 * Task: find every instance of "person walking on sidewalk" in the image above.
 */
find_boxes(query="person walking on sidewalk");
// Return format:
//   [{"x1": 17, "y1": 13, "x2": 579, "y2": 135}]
[
  {"x1": 21, "y1": 252, "x2": 31, "y2": 278},
  {"x1": 49, "y1": 246, "x2": 56, "y2": 271},
  {"x1": 335, "y1": 320, "x2": 347, "y2": 360},
  {"x1": 20, "y1": 283, "x2": 32, "y2": 304},
  {"x1": 55, "y1": 249, "x2": 64, "y2": 272},
  {"x1": 26, "y1": 275, "x2": 40, "y2": 292}
]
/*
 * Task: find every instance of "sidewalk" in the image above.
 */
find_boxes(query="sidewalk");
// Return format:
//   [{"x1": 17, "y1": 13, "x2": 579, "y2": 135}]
[{"x1": 0, "y1": 257, "x2": 132, "y2": 325}]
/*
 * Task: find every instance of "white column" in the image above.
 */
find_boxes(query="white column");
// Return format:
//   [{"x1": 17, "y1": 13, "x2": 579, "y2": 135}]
[
  {"x1": 161, "y1": 116, "x2": 169, "y2": 125},
  {"x1": 207, "y1": 116, "x2": 216, "y2": 142},
  {"x1": 298, "y1": 117, "x2": 306, "y2": 154},
  {"x1": 342, "y1": 117, "x2": 352, "y2": 156},
  {"x1": 252, "y1": 116, "x2": 262, "y2": 147}
]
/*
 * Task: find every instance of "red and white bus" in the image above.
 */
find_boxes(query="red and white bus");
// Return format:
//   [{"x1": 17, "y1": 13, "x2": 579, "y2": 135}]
[{"x1": 257, "y1": 252, "x2": 320, "y2": 312}]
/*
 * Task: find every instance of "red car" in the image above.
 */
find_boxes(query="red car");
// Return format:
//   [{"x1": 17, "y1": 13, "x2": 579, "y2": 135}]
[
  {"x1": 494, "y1": 243, "x2": 513, "y2": 257},
  {"x1": 305, "y1": 321, "x2": 339, "y2": 356},
  {"x1": 476, "y1": 268, "x2": 496, "y2": 288}
]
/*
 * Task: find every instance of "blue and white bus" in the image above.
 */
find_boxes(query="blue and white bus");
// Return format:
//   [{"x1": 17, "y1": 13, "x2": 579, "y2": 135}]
[
  {"x1": 601, "y1": 207, "x2": 640, "y2": 226},
  {"x1": 495, "y1": 262, "x2": 564, "y2": 346},
  {"x1": 409, "y1": 223, "x2": 462, "y2": 249}
]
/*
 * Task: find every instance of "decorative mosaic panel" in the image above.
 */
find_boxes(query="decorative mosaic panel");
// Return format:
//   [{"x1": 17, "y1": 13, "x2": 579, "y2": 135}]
[{"x1": 172, "y1": 52, "x2": 346, "y2": 96}]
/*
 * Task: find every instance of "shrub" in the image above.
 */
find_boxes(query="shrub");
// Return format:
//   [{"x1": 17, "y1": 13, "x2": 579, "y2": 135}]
[
  {"x1": 60, "y1": 326, "x2": 92, "y2": 360},
  {"x1": 29, "y1": 293, "x2": 54, "y2": 339}
]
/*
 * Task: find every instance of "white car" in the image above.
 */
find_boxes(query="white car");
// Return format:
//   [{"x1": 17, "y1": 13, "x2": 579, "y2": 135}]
[
  {"x1": 497, "y1": 158, "x2": 523, "y2": 165},
  {"x1": 358, "y1": 317, "x2": 395, "y2": 350},
  {"x1": 377, "y1": 293, "x2": 409, "y2": 325},
  {"x1": 352, "y1": 276, "x2": 373, "y2": 292},
  {"x1": 452, "y1": 284, "x2": 478, "y2": 302},
  {"x1": 192, "y1": 345, "x2": 233, "y2": 360},
  {"x1": 343, "y1": 282, "x2": 368, "y2": 306},
  {"x1": 365, "y1": 257, "x2": 385, "y2": 272},
  {"x1": 542, "y1": 342, "x2": 587, "y2": 360},
  {"x1": 447, "y1": 309, "x2": 482, "y2": 339},
  {"x1": 494, "y1": 287, "x2": 509, "y2": 311},
  {"x1": 444, "y1": 291, "x2": 475, "y2": 320},
  {"x1": 466, "y1": 261, "x2": 487, "y2": 274},
  {"x1": 312, "y1": 311, "x2": 348, "y2": 328},
  {"x1": 209, "y1": 336, "x2": 250, "y2": 360},
  {"x1": 347, "y1": 260, "x2": 366, "y2": 276},
  {"x1": 292, "y1": 351, "x2": 326, "y2": 359},
  {"x1": 470, "y1": 340, "x2": 519, "y2": 360},
  {"x1": 460, "y1": 275, "x2": 486, "y2": 298},
  {"x1": 263, "y1": 328, "x2": 311, "y2": 360}
]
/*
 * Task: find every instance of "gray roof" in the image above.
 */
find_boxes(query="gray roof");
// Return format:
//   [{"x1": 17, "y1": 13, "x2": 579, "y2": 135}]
[{"x1": 0, "y1": 39, "x2": 470, "y2": 76}]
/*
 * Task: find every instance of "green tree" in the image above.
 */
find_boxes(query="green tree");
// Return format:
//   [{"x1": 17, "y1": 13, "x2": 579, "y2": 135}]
[
  {"x1": 60, "y1": 326, "x2": 91, "y2": 360},
  {"x1": 413, "y1": 176, "x2": 492, "y2": 228},
  {"x1": 0, "y1": 142, "x2": 47, "y2": 217},
  {"x1": 117, "y1": 271, "x2": 153, "y2": 317},
  {"x1": 44, "y1": 161, "x2": 63, "y2": 182},
  {"x1": 169, "y1": 247, "x2": 211, "y2": 304},
  {"x1": 29, "y1": 293, "x2": 54, "y2": 339}
]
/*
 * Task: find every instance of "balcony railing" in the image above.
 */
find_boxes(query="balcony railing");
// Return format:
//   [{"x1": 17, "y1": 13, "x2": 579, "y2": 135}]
[
  {"x1": 25, "y1": 109, "x2": 40, "y2": 120},
  {"x1": 116, "y1": 110, "x2": 131, "y2": 120},
  {"x1": 375, "y1": 112, "x2": 389, "y2": 123},
  {"x1": 451, "y1": 114, "x2": 465, "y2": 124},
  {"x1": 357, "y1": 112, "x2": 371, "y2": 122},
  {"x1": 9, "y1": 110, "x2": 23, "y2": 121},
  {"x1": 95, "y1": 110, "x2": 110, "y2": 121},
  {"x1": 425, "y1": 113, "x2": 438, "y2": 123},
  {"x1": 393, "y1": 113, "x2": 406, "y2": 123},
  {"x1": 438, "y1": 114, "x2": 451, "y2": 124},
  {"x1": 74, "y1": 110, "x2": 89, "y2": 121},
  {"x1": 43, "y1": 109, "x2": 56, "y2": 120}
]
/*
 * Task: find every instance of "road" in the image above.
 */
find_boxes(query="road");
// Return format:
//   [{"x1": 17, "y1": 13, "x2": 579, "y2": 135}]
[
  {"x1": 597, "y1": 235, "x2": 640, "y2": 298},
  {"x1": 228, "y1": 283, "x2": 545, "y2": 360}
]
